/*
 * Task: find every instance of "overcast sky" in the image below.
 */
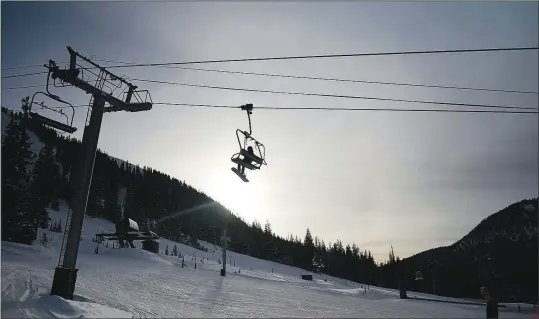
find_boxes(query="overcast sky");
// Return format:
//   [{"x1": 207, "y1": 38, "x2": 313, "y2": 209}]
[{"x1": 2, "y1": 1, "x2": 537, "y2": 262}]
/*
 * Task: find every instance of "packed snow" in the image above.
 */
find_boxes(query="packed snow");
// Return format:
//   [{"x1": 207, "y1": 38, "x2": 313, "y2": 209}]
[{"x1": 2, "y1": 201, "x2": 536, "y2": 318}]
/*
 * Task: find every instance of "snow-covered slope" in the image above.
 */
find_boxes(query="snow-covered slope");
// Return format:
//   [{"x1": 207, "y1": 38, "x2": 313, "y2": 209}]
[{"x1": 2, "y1": 203, "x2": 535, "y2": 318}]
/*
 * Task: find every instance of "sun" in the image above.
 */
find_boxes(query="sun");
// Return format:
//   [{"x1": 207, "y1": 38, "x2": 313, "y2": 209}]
[{"x1": 207, "y1": 169, "x2": 266, "y2": 221}]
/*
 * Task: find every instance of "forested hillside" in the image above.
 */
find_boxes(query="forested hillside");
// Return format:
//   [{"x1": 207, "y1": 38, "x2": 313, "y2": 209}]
[
  {"x1": 2, "y1": 105, "x2": 536, "y2": 304},
  {"x1": 0, "y1": 106, "x2": 379, "y2": 285},
  {"x1": 385, "y1": 198, "x2": 538, "y2": 303}
]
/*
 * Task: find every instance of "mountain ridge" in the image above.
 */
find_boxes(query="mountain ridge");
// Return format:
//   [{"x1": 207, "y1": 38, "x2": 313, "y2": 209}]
[{"x1": 398, "y1": 198, "x2": 537, "y2": 302}]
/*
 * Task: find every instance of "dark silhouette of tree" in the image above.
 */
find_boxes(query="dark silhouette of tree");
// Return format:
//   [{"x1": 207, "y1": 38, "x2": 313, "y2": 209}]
[
  {"x1": 1, "y1": 114, "x2": 36, "y2": 244},
  {"x1": 389, "y1": 245, "x2": 396, "y2": 264},
  {"x1": 304, "y1": 228, "x2": 315, "y2": 270},
  {"x1": 28, "y1": 143, "x2": 60, "y2": 229}
]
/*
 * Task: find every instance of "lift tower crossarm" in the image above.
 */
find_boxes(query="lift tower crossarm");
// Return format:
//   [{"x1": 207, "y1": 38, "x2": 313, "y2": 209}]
[
  {"x1": 67, "y1": 46, "x2": 134, "y2": 88},
  {"x1": 49, "y1": 46, "x2": 151, "y2": 113},
  {"x1": 51, "y1": 67, "x2": 123, "y2": 105}
]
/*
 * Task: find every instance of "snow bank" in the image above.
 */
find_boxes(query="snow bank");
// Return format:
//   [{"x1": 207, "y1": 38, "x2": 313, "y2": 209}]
[
  {"x1": 99, "y1": 247, "x2": 174, "y2": 266},
  {"x1": 1, "y1": 295, "x2": 133, "y2": 318},
  {"x1": 40, "y1": 295, "x2": 133, "y2": 318}
]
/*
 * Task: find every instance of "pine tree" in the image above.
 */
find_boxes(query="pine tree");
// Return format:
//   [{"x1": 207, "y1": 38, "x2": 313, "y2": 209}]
[
  {"x1": 189, "y1": 218, "x2": 198, "y2": 247},
  {"x1": 389, "y1": 245, "x2": 396, "y2": 264},
  {"x1": 87, "y1": 175, "x2": 105, "y2": 218},
  {"x1": 264, "y1": 220, "x2": 272, "y2": 236},
  {"x1": 2, "y1": 117, "x2": 24, "y2": 217},
  {"x1": 28, "y1": 143, "x2": 59, "y2": 229},
  {"x1": 304, "y1": 228, "x2": 314, "y2": 247},
  {"x1": 1, "y1": 116, "x2": 36, "y2": 244},
  {"x1": 39, "y1": 215, "x2": 51, "y2": 230},
  {"x1": 103, "y1": 178, "x2": 120, "y2": 221},
  {"x1": 165, "y1": 245, "x2": 169, "y2": 255},
  {"x1": 172, "y1": 244, "x2": 178, "y2": 256},
  {"x1": 304, "y1": 228, "x2": 315, "y2": 269},
  {"x1": 264, "y1": 220, "x2": 274, "y2": 259},
  {"x1": 40, "y1": 232, "x2": 48, "y2": 246},
  {"x1": 21, "y1": 96, "x2": 30, "y2": 119}
]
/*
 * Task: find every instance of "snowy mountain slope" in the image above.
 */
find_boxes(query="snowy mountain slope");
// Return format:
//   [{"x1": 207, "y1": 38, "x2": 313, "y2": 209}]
[
  {"x1": 397, "y1": 198, "x2": 538, "y2": 301},
  {"x1": 2, "y1": 203, "x2": 534, "y2": 318},
  {"x1": 453, "y1": 199, "x2": 538, "y2": 251}
]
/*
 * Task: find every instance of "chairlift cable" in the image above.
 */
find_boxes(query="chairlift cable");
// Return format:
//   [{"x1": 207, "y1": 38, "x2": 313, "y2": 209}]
[
  {"x1": 98, "y1": 46, "x2": 539, "y2": 69},
  {"x1": 4, "y1": 47, "x2": 538, "y2": 95},
  {"x1": 153, "y1": 103, "x2": 538, "y2": 114},
  {"x1": 1, "y1": 63, "x2": 46, "y2": 71},
  {"x1": 89, "y1": 60, "x2": 539, "y2": 95},
  {"x1": 7, "y1": 79, "x2": 535, "y2": 111},
  {"x1": 3, "y1": 84, "x2": 43, "y2": 90},
  {"x1": 13, "y1": 101, "x2": 538, "y2": 114},
  {"x1": 2, "y1": 71, "x2": 48, "y2": 79},
  {"x1": 131, "y1": 78, "x2": 537, "y2": 111},
  {"x1": 3, "y1": 45, "x2": 537, "y2": 71}
]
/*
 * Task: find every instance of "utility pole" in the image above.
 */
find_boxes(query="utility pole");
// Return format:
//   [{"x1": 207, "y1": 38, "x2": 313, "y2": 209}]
[
  {"x1": 429, "y1": 260, "x2": 437, "y2": 295},
  {"x1": 221, "y1": 228, "x2": 227, "y2": 276},
  {"x1": 48, "y1": 46, "x2": 153, "y2": 300},
  {"x1": 221, "y1": 228, "x2": 230, "y2": 276}
]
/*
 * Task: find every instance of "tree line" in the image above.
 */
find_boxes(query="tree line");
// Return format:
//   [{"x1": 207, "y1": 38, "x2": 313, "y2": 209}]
[{"x1": 1, "y1": 106, "x2": 384, "y2": 286}]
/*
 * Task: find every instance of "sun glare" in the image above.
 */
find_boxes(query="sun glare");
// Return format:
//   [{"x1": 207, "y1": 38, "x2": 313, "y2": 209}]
[{"x1": 207, "y1": 169, "x2": 266, "y2": 222}]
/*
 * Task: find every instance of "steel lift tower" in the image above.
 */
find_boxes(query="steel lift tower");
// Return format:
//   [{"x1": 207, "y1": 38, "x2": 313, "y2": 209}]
[{"x1": 47, "y1": 46, "x2": 153, "y2": 300}]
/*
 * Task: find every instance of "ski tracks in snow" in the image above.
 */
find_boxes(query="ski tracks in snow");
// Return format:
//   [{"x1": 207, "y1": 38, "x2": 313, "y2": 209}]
[
  {"x1": 1, "y1": 267, "x2": 47, "y2": 318},
  {"x1": 1, "y1": 268, "x2": 38, "y2": 303}
]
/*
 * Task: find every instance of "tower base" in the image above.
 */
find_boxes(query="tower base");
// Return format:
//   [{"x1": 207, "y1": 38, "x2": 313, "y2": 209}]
[{"x1": 50, "y1": 267, "x2": 78, "y2": 300}]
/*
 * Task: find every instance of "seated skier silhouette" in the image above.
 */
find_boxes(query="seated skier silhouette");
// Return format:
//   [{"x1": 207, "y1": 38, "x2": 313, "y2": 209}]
[{"x1": 238, "y1": 146, "x2": 255, "y2": 175}]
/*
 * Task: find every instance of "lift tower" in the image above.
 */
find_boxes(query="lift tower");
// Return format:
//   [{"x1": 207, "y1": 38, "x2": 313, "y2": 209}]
[{"x1": 49, "y1": 46, "x2": 153, "y2": 300}]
